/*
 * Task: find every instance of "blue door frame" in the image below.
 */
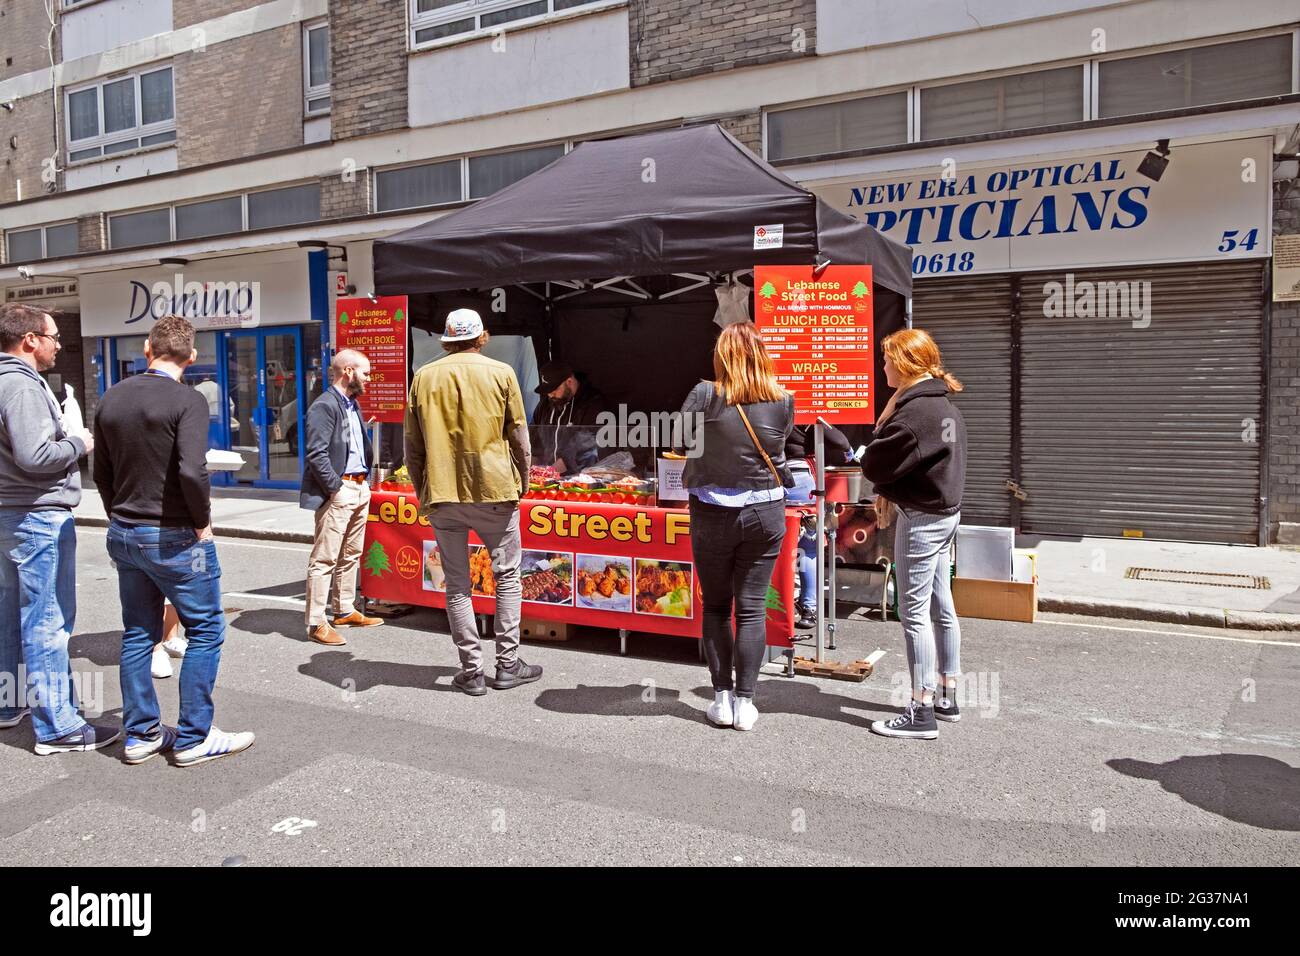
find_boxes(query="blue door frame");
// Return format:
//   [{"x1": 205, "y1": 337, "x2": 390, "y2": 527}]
[
  {"x1": 217, "y1": 326, "x2": 306, "y2": 489},
  {"x1": 104, "y1": 328, "x2": 307, "y2": 490}
]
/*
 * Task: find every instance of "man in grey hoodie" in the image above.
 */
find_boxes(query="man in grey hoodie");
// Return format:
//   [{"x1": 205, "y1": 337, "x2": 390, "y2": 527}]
[{"x1": 0, "y1": 303, "x2": 120, "y2": 754}]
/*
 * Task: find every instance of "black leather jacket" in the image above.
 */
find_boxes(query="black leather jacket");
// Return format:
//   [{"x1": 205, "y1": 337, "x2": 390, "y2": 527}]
[{"x1": 679, "y1": 381, "x2": 795, "y2": 491}]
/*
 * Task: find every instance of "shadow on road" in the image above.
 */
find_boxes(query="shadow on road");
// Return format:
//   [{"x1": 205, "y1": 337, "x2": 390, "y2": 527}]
[
  {"x1": 534, "y1": 679, "x2": 899, "y2": 728},
  {"x1": 69, "y1": 630, "x2": 120, "y2": 667},
  {"x1": 1108, "y1": 754, "x2": 1300, "y2": 831},
  {"x1": 297, "y1": 650, "x2": 460, "y2": 693},
  {"x1": 230, "y1": 608, "x2": 311, "y2": 642}
]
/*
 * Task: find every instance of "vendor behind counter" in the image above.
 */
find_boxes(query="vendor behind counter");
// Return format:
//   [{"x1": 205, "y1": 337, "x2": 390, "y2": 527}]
[{"x1": 532, "y1": 361, "x2": 611, "y2": 475}]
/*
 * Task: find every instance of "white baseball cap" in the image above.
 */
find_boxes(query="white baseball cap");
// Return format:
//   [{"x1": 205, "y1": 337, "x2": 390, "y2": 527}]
[{"x1": 441, "y1": 308, "x2": 485, "y2": 343}]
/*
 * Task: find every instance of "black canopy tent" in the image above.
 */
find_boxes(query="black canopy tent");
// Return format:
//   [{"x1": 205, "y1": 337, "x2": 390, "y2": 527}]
[{"x1": 373, "y1": 123, "x2": 912, "y2": 437}]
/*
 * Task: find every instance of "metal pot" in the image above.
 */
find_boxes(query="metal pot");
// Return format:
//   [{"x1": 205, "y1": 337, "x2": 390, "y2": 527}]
[{"x1": 825, "y1": 466, "x2": 871, "y2": 503}]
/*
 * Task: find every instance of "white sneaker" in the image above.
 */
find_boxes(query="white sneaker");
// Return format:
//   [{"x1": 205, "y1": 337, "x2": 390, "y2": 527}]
[
  {"x1": 151, "y1": 644, "x2": 173, "y2": 679},
  {"x1": 174, "y1": 726, "x2": 255, "y2": 768},
  {"x1": 706, "y1": 690, "x2": 734, "y2": 727},
  {"x1": 161, "y1": 636, "x2": 188, "y2": 659},
  {"x1": 733, "y1": 696, "x2": 758, "y2": 732},
  {"x1": 0, "y1": 708, "x2": 30, "y2": 729}
]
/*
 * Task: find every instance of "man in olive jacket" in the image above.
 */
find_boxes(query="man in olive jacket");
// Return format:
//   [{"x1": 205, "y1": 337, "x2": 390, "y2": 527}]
[
  {"x1": 404, "y1": 309, "x2": 539, "y2": 697},
  {"x1": 301, "y1": 348, "x2": 382, "y2": 645}
]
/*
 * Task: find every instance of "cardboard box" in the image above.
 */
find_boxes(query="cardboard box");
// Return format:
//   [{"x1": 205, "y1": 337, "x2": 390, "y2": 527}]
[
  {"x1": 952, "y1": 576, "x2": 1037, "y2": 623},
  {"x1": 521, "y1": 619, "x2": 571, "y2": 642}
]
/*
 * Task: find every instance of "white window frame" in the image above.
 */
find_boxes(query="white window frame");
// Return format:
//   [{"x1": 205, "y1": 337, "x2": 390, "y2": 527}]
[
  {"x1": 5, "y1": 220, "x2": 77, "y2": 263},
  {"x1": 245, "y1": 181, "x2": 323, "y2": 230},
  {"x1": 107, "y1": 204, "x2": 176, "y2": 250},
  {"x1": 373, "y1": 157, "x2": 468, "y2": 214},
  {"x1": 174, "y1": 192, "x2": 250, "y2": 241},
  {"x1": 303, "y1": 19, "x2": 331, "y2": 117},
  {"x1": 64, "y1": 64, "x2": 176, "y2": 166},
  {"x1": 1091, "y1": 29, "x2": 1299, "y2": 118},
  {"x1": 409, "y1": 0, "x2": 623, "y2": 52}
]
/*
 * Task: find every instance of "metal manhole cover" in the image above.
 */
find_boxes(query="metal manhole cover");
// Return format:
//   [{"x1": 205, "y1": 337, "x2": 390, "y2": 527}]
[{"x1": 1124, "y1": 568, "x2": 1271, "y2": 590}]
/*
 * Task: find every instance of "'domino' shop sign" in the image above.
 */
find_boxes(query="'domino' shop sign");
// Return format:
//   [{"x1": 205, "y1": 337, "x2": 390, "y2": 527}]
[
  {"x1": 79, "y1": 252, "x2": 312, "y2": 336},
  {"x1": 809, "y1": 136, "x2": 1272, "y2": 277}
]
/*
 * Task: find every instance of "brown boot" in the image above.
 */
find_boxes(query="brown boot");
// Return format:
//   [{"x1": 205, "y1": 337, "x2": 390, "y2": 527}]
[
  {"x1": 332, "y1": 610, "x2": 383, "y2": 628},
  {"x1": 310, "y1": 623, "x2": 347, "y2": 645}
]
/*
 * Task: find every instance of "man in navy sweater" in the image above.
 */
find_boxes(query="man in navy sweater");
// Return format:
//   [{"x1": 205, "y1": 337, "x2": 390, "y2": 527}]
[{"x1": 95, "y1": 315, "x2": 254, "y2": 768}]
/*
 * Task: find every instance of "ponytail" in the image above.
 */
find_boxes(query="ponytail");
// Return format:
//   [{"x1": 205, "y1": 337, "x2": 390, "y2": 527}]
[{"x1": 930, "y1": 364, "x2": 963, "y2": 393}]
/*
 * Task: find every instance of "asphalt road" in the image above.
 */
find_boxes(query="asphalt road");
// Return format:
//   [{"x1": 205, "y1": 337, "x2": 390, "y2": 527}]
[{"x1": 2, "y1": 528, "x2": 1296, "y2": 866}]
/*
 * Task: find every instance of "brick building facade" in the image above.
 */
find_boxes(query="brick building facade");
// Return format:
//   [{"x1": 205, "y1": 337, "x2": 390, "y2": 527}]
[
  {"x1": 1269, "y1": 170, "x2": 1300, "y2": 541},
  {"x1": 174, "y1": 25, "x2": 305, "y2": 169},
  {"x1": 630, "y1": 0, "x2": 816, "y2": 86}
]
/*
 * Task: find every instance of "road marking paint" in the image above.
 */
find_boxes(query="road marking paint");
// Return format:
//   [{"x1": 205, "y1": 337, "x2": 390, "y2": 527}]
[
  {"x1": 1048, "y1": 619, "x2": 1300, "y2": 648},
  {"x1": 225, "y1": 592, "x2": 307, "y2": 607},
  {"x1": 76, "y1": 527, "x2": 308, "y2": 553}
]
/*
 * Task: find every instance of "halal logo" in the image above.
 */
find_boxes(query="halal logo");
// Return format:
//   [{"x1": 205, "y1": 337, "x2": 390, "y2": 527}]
[{"x1": 395, "y1": 546, "x2": 421, "y2": 579}]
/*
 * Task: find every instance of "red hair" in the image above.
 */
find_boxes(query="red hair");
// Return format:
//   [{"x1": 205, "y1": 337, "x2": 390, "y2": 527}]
[{"x1": 881, "y1": 328, "x2": 963, "y2": 392}]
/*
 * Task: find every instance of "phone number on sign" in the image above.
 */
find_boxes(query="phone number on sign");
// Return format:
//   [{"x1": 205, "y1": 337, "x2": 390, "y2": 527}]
[{"x1": 911, "y1": 251, "x2": 975, "y2": 275}]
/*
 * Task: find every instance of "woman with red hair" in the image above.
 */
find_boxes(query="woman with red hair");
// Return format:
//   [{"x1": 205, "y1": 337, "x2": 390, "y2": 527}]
[
  {"x1": 680, "y1": 322, "x2": 795, "y2": 732},
  {"x1": 863, "y1": 328, "x2": 967, "y2": 740}
]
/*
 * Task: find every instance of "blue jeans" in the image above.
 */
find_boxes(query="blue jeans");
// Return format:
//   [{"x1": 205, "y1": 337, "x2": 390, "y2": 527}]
[
  {"x1": 796, "y1": 528, "x2": 817, "y2": 614},
  {"x1": 106, "y1": 520, "x2": 225, "y2": 752},
  {"x1": 0, "y1": 508, "x2": 87, "y2": 742},
  {"x1": 894, "y1": 507, "x2": 962, "y2": 695}
]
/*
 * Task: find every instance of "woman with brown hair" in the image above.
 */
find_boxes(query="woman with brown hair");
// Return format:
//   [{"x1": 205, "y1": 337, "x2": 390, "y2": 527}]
[
  {"x1": 679, "y1": 322, "x2": 795, "y2": 732},
  {"x1": 863, "y1": 328, "x2": 967, "y2": 740}
]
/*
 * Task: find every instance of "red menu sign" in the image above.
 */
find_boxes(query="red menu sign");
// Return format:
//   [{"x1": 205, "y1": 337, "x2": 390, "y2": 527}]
[
  {"x1": 753, "y1": 265, "x2": 874, "y2": 425},
  {"x1": 335, "y1": 296, "x2": 408, "y2": 424}
]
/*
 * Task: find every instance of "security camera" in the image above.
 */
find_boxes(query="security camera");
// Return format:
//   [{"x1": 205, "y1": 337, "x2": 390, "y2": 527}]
[
  {"x1": 0, "y1": 102, "x2": 13, "y2": 112},
  {"x1": 16, "y1": 265, "x2": 35, "y2": 280}
]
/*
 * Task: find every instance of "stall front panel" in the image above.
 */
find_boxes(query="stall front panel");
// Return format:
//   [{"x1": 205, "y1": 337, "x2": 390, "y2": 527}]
[{"x1": 362, "y1": 490, "x2": 798, "y2": 648}]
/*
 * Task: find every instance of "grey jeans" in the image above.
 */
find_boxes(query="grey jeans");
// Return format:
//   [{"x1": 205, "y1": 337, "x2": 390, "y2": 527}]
[
  {"x1": 894, "y1": 506, "x2": 962, "y2": 695},
  {"x1": 428, "y1": 501, "x2": 522, "y2": 676}
]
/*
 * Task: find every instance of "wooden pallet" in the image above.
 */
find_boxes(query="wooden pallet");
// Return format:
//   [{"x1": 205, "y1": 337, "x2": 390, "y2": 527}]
[{"x1": 791, "y1": 656, "x2": 875, "y2": 681}]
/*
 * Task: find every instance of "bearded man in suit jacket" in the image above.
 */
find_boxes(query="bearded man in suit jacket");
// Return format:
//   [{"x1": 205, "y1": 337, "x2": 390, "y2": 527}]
[{"x1": 300, "y1": 348, "x2": 382, "y2": 645}]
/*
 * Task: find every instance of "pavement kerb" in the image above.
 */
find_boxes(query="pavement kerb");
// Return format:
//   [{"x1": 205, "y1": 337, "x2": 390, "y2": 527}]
[
  {"x1": 72, "y1": 516, "x2": 1300, "y2": 631},
  {"x1": 74, "y1": 515, "x2": 314, "y2": 545},
  {"x1": 1039, "y1": 594, "x2": 1300, "y2": 632}
]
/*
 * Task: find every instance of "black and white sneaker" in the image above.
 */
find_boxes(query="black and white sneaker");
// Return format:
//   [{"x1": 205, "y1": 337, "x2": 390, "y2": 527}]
[
  {"x1": 870, "y1": 701, "x2": 938, "y2": 740},
  {"x1": 34, "y1": 722, "x2": 122, "y2": 755},
  {"x1": 934, "y1": 686, "x2": 960, "y2": 722}
]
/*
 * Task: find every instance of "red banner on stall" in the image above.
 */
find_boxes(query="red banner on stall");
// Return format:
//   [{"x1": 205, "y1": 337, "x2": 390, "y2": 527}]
[
  {"x1": 361, "y1": 490, "x2": 798, "y2": 647},
  {"x1": 753, "y1": 265, "x2": 874, "y2": 425},
  {"x1": 335, "y1": 296, "x2": 408, "y2": 424}
]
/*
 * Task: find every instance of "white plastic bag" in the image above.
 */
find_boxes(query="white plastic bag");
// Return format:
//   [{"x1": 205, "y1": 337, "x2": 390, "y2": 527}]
[{"x1": 61, "y1": 384, "x2": 84, "y2": 434}]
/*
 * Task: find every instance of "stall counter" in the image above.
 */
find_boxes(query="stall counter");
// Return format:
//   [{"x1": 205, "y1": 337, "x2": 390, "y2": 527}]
[{"x1": 361, "y1": 488, "x2": 799, "y2": 647}]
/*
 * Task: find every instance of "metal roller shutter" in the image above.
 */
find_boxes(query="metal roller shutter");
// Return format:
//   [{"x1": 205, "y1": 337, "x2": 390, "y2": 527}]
[
  {"x1": 912, "y1": 275, "x2": 1015, "y2": 526},
  {"x1": 1018, "y1": 261, "x2": 1263, "y2": 544}
]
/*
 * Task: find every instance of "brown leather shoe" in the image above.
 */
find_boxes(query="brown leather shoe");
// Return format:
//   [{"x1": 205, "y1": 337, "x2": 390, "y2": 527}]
[
  {"x1": 332, "y1": 610, "x2": 383, "y2": 628},
  {"x1": 310, "y1": 623, "x2": 347, "y2": 646}
]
